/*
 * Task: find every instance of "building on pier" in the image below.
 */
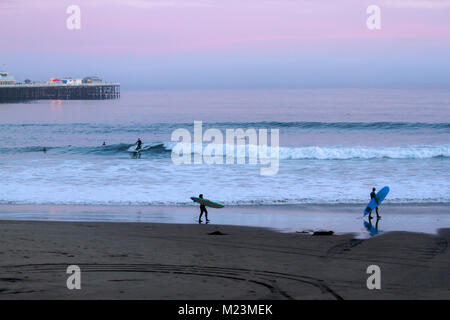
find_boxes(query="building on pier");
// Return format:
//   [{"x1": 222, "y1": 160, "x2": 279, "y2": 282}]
[
  {"x1": 0, "y1": 71, "x2": 120, "y2": 101},
  {"x1": 0, "y1": 71, "x2": 15, "y2": 85}
]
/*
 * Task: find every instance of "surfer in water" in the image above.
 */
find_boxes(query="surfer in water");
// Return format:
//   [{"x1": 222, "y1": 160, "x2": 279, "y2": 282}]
[
  {"x1": 198, "y1": 194, "x2": 209, "y2": 223},
  {"x1": 369, "y1": 187, "x2": 381, "y2": 219},
  {"x1": 135, "y1": 138, "x2": 142, "y2": 151},
  {"x1": 133, "y1": 138, "x2": 142, "y2": 159}
]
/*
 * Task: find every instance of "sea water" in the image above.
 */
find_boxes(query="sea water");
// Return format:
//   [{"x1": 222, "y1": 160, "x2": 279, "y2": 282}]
[{"x1": 0, "y1": 89, "x2": 449, "y2": 207}]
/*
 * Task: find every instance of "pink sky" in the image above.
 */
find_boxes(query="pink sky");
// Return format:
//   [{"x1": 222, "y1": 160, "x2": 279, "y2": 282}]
[
  {"x1": 2, "y1": 0, "x2": 450, "y2": 88},
  {"x1": 2, "y1": 0, "x2": 449, "y2": 55}
]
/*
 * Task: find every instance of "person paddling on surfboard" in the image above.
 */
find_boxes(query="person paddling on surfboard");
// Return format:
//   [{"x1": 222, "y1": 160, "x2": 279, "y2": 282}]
[
  {"x1": 198, "y1": 194, "x2": 209, "y2": 223},
  {"x1": 369, "y1": 187, "x2": 381, "y2": 219}
]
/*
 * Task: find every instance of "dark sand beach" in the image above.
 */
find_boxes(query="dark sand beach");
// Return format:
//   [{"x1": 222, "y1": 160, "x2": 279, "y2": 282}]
[{"x1": 0, "y1": 218, "x2": 448, "y2": 300}]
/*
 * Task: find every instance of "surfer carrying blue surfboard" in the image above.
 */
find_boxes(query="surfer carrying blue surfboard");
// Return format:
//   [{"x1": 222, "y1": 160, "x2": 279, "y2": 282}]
[
  {"x1": 198, "y1": 194, "x2": 209, "y2": 223},
  {"x1": 369, "y1": 187, "x2": 381, "y2": 219}
]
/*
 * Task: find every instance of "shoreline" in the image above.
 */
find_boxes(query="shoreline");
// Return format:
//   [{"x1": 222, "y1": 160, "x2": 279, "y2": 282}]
[
  {"x1": 0, "y1": 203, "x2": 448, "y2": 238},
  {"x1": 0, "y1": 220, "x2": 448, "y2": 299}
]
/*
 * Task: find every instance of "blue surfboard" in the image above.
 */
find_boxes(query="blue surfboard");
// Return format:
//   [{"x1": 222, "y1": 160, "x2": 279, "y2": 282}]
[{"x1": 363, "y1": 186, "x2": 389, "y2": 216}]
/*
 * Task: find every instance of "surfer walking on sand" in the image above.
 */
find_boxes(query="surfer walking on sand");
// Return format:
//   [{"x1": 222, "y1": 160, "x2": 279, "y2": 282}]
[
  {"x1": 198, "y1": 194, "x2": 209, "y2": 223},
  {"x1": 370, "y1": 187, "x2": 381, "y2": 219}
]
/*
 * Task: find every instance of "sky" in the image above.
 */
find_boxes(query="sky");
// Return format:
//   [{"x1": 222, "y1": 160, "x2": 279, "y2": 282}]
[{"x1": 1, "y1": 0, "x2": 450, "y2": 89}]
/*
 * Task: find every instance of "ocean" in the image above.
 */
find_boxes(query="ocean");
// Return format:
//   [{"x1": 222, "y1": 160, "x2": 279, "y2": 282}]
[{"x1": 0, "y1": 88, "x2": 449, "y2": 207}]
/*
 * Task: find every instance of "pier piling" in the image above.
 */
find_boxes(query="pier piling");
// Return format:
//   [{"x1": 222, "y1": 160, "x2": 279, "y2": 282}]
[{"x1": 0, "y1": 83, "x2": 120, "y2": 102}]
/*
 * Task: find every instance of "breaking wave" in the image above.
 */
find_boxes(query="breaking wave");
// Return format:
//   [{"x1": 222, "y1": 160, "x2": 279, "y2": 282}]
[{"x1": 2, "y1": 143, "x2": 450, "y2": 160}]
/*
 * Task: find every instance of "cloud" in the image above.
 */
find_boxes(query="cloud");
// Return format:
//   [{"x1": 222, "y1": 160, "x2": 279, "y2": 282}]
[{"x1": 383, "y1": 0, "x2": 450, "y2": 9}]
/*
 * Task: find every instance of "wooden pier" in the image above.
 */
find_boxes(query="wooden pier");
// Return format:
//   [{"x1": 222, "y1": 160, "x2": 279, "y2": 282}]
[{"x1": 0, "y1": 83, "x2": 120, "y2": 102}]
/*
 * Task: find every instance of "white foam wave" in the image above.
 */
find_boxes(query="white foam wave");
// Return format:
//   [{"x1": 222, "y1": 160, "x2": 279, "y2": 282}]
[
  {"x1": 162, "y1": 143, "x2": 450, "y2": 160},
  {"x1": 278, "y1": 145, "x2": 450, "y2": 160}
]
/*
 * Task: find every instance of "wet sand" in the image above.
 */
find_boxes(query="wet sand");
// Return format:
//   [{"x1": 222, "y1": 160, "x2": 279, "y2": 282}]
[
  {"x1": 0, "y1": 204, "x2": 448, "y2": 236},
  {"x1": 0, "y1": 220, "x2": 448, "y2": 299}
]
